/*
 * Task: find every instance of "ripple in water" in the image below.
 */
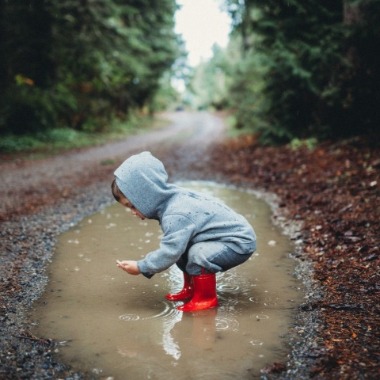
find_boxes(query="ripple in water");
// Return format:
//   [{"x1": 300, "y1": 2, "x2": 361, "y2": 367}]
[
  {"x1": 250, "y1": 339, "x2": 264, "y2": 346},
  {"x1": 118, "y1": 314, "x2": 140, "y2": 322},
  {"x1": 215, "y1": 316, "x2": 240, "y2": 332},
  {"x1": 142, "y1": 301, "x2": 176, "y2": 321},
  {"x1": 254, "y1": 314, "x2": 270, "y2": 321},
  {"x1": 119, "y1": 301, "x2": 176, "y2": 322},
  {"x1": 217, "y1": 283, "x2": 240, "y2": 293}
]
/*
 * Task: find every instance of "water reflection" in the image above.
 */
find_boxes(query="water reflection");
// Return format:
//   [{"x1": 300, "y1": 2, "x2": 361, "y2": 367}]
[{"x1": 30, "y1": 182, "x2": 302, "y2": 379}]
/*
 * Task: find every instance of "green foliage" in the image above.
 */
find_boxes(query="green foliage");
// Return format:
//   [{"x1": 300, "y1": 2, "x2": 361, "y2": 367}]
[
  {"x1": 289, "y1": 137, "x2": 318, "y2": 150},
  {"x1": 0, "y1": 134, "x2": 43, "y2": 153},
  {"x1": 0, "y1": 113, "x2": 149, "y2": 154},
  {"x1": 223, "y1": 0, "x2": 379, "y2": 143},
  {"x1": 0, "y1": 0, "x2": 181, "y2": 137},
  {"x1": 151, "y1": 72, "x2": 182, "y2": 112},
  {"x1": 339, "y1": 0, "x2": 380, "y2": 136},
  {"x1": 189, "y1": 45, "x2": 233, "y2": 110},
  {"x1": 1, "y1": 85, "x2": 57, "y2": 135},
  {"x1": 0, "y1": 128, "x2": 93, "y2": 153}
]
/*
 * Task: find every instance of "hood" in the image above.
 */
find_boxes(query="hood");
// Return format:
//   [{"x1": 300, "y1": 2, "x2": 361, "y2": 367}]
[{"x1": 114, "y1": 151, "x2": 175, "y2": 219}]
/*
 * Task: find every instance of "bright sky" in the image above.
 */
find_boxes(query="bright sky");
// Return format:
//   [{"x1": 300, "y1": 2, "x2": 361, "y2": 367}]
[{"x1": 175, "y1": 0, "x2": 231, "y2": 67}]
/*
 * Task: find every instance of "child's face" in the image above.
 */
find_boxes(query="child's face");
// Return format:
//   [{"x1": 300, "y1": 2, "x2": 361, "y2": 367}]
[{"x1": 119, "y1": 197, "x2": 146, "y2": 220}]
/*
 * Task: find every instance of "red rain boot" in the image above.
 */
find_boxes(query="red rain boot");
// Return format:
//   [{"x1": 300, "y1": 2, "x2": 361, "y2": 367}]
[
  {"x1": 165, "y1": 272, "x2": 193, "y2": 301},
  {"x1": 177, "y1": 273, "x2": 218, "y2": 312}
]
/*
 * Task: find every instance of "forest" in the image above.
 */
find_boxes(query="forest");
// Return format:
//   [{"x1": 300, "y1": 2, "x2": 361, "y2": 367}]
[
  {"x1": 0, "y1": 0, "x2": 379, "y2": 148},
  {"x1": 0, "y1": 2, "x2": 379, "y2": 379},
  {"x1": 192, "y1": 0, "x2": 379, "y2": 143},
  {"x1": 0, "y1": 0, "x2": 181, "y2": 146}
]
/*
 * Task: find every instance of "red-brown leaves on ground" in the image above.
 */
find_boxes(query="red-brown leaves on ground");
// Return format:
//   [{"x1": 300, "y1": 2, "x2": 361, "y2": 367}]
[{"x1": 209, "y1": 136, "x2": 379, "y2": 379}]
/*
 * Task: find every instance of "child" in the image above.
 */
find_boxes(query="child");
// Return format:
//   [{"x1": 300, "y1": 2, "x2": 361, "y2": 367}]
[{"x1": 112, "y1": 151, "x2": 256, "y2": 312}]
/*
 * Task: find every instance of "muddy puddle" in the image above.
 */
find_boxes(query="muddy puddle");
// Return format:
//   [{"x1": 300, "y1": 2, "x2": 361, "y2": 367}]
[{"x1": 30, "y1": 182, "x2": 303, "y2": 379}]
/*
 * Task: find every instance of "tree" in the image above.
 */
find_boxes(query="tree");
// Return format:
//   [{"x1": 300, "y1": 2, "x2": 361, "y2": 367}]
[
  {"x1": 0, "y1": 0, "x2": 56, "y2": 134},
  {"x1": 223, "y1": 0, "x2": 379, "y2": 143},
  {"x1": 189, "y1": 45, "x2": 230, "y2": 110},
  {"x1": 0, "y1": 0, "x2": 181, "y2": 134},
  {"x1": 49, "y1": 0, "x2": 180, "y2": 128}
]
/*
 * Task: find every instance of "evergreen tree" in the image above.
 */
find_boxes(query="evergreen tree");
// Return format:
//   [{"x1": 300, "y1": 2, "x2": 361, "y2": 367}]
[
  {"x1": 0, "y1": 0, "x2": 56, "y2": 134},
  {"x1": 0, "y1": 0, "x2": 180, "y2": 134},
  {"x1": 224, "y1": 0, "x2": 379, "y2": 142}
]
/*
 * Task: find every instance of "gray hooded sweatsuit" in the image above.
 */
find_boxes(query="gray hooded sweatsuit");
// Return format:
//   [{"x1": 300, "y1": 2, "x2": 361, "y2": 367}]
[{"x1": 114, "y1": 152, "x2": 256, "y2": 278}]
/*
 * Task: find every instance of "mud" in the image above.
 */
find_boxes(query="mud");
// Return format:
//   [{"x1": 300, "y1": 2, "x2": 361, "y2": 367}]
[
  {"x1": 1, "y1": 111, "x2": 378, "y2": 379},
  {"x1": 29, "y1": 183, "x2": 302, "y2": 379}
]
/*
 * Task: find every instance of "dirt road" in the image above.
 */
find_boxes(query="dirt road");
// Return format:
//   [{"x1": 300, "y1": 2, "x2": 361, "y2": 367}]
[
  {"x1": 1, "y1": 111, "x2": 378, "y2": 379},
  {"x1": 1, "y1": 111, "x2": 258, "y2": 380},
  {"x1": 0, "y1": 111, "x2": 225, "y2": 221}
]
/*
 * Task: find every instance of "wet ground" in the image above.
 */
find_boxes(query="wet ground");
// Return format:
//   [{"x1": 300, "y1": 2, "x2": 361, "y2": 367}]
[
  {"x1": 209, "y1": 134, "x2": 379, "y2": 379},
  {"x1": 0, "y1": 111, "x2": 378, "y2": 379},
  {"x1": 30, "y1": 182, "x2": 302, "y2": 379}
]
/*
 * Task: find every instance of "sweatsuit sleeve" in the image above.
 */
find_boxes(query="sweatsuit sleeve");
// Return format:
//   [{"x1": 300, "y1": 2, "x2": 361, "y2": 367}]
[{"x1": 137, "y1": 214, "x2": 196, "y2": 278}]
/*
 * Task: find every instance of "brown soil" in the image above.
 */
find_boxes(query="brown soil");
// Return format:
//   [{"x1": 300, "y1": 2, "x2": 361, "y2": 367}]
[
  {"x1": 208, "y1": 134, "x2": 380, "y2": 379},
  {"x1": 0, "y1": 111, "x2": 379, "y2": 379}
]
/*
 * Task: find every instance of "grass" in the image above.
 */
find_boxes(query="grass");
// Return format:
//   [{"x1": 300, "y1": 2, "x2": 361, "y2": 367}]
[{"x1": 0, "y1": 114, "x2": 160, "y2": 158}]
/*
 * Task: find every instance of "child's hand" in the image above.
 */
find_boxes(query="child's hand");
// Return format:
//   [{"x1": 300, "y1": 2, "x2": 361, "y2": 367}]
[{"x1": 116, "y1": 260, "x2": 141, "y2": 275}]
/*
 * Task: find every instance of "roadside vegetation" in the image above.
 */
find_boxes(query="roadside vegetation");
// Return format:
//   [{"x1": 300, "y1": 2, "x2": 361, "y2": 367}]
[
  {"x1": 0, "y1": 112, "x2": 157, "y2": 155},
  {"x1": 1, "y1": 1, "x2": 378, "y2": 150},
  {"x1": 0, "y1": 2, "x2": 378, "y2": 378},
  {"x1": 189, "y1": 0, "x2": 379, "y2": 144},
  {"x1": 0, "y1": 0, "x2": 183, "y2": 154}
]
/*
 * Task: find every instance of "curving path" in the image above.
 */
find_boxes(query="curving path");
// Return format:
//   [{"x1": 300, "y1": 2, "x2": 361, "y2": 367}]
[{"x1": 0, "y1": 111, "x2": 226, "y2": 220}]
